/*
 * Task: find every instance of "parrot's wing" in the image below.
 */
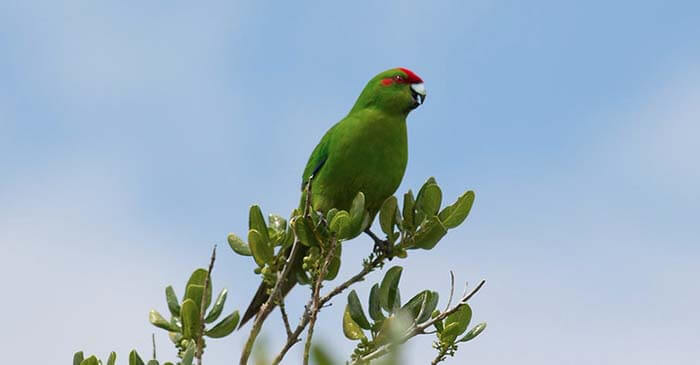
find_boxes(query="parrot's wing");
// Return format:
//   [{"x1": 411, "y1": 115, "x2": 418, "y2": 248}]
[{"x1": 301, "y1": 123, "x2": 336, "y2": 189}]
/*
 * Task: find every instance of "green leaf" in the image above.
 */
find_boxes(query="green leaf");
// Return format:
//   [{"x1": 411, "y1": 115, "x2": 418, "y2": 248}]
[
  {"x1": 180, "y1": 298, "x2": 201, "y2": 340},
  {"x1": 80, "y1": 355, "x2": 99, "y2": 365},
  {"x1": 342, "y1": 304, "x2": 366, "y2": 340},
  {"x1": 204, "y1": 288, "x2": 227, "y2": 323},
  {"x1": 415, "y1": 179, "x2": 442, "y2": 217},
  {"x1": 368, "y1": 283, "x2": 385, "y2": 321},
  {"x1": 325, "y1": 208, "x2": 338, "y2": 224},
  {"x1": 402, "y1": 191, "x2": 415, "y2": 231},
  {"x1": 249, "y1": 205, "x2": 270, "y2": 243},
  {"x1": 149, "y1": 309, "x2": 181, "y2": 332},
  {"x1": 128, "y1": 350, "x2": 145, "y2": 365},
  {"x1": 147, "y1": 360, "x2": 159, "y2": 365},
  {"x1": 432, "y1": 310, "x2": 444, "y2": 332},
  {"x1": 379, "y1": 196, "x2": 398, "y2": 236},
  {"x1": 184, "y1": 284, "x2": 205, "y2": 313},
  {"x1": 417, "y1": 291, "x2": 440, "y2": 324},
  {"x1": 107, "y1": 352, "x2": 116, "y2": 365},
  {"x1": 458, "y1": 322, "x2": 487, "y2": 342},
  {"x1": 165, "y1": 286, "x2": 181, "y2": 317},
  {"x1": 205, "y1": 310, "x2": 240, "y2": 338},
  {"x1": 249, "y1": 228, "x2": 273, "y2": 266},
  {"x1": 329, "y1": 210, "x2": 352, "y2": 239},
  {"x1": 325, "y1": 243, "x2": 342, "y2": 280},
  {"x1": 268, "y1": 214, "x2": 287, "y2": 232},
  {"x1": 73, "y1": 351, "x2": 84, "y2": 365},
  {"x1": 181, "y1": 342, "x2": 195, "y2": 365},
  {"x1": 347, "y1": 290, "x2": 372, "y2": 330},
  {"x1": 185, "y1": 269, "x2": 212, "y2": 310},
  {"x1": 438, "y1": 190, "x2": 475, "y2": 229},
  {"x1": 411, "y1": 216, "x2": 448, "y2": 250},
  {"x1": 293, "y1": 216, "x2": 320, "y2": 247},
  {"x1": 400, "y1": 290, "x2": 438, "y2": 323},
  {"x1": 227, "y1": 233, "x2": 252, "y2": 256},
  {"x1": 379, "y1": 266, "x2": 403, "y2": 313},
  {"x1": 347, "y1": 192, "x2": 366, "y2": 238},
  {"x1": 441, "y1": 304, "x2": 472, "y2": 342}
]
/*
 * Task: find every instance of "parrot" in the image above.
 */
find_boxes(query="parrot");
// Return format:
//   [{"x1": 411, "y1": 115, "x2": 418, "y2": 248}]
[{"x1": 239, "y1": 67, "x2": 427, "y2": 328}]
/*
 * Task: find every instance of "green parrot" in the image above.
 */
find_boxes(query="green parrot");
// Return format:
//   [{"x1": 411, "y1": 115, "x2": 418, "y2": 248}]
[{"x1": 239, "y1": 67, "x2": 427, "y2": 327}]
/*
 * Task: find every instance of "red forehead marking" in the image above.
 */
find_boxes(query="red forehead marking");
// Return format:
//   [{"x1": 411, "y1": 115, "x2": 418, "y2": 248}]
[{"x1": 398, "y1": 67, "x2": 423, "y2": 83}]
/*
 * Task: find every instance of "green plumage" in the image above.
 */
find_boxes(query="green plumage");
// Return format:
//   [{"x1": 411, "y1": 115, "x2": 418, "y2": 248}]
[{"x1": 240, "y1": 68, "x2": 425, "y2": 327}]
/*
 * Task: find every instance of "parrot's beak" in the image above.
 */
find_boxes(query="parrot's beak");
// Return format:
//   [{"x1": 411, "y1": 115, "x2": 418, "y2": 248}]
[{"x1": 410, "y1": 83, "x2": 426, "y2": 105}]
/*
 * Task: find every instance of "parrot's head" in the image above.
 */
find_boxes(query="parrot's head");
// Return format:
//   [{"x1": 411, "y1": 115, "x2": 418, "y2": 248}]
[{"x1": 351, "y1": 67, "x2": 427, "y2": 115}]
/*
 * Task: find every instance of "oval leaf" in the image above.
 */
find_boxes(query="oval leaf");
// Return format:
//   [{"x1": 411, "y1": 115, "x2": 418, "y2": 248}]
[
  {"x1": 379, "y1": 266, "x2": 403, "y2": 313},
  {"x1": 165, "y1": 285, "x2": 181, "y2": 317},
  {"x1": 458, "y1": 322, "x2": 487, "y2": 343},
  {"x1": 411, "y1": 216, "x2": 448, "y2": 250},
  {"x1": 441, "y1": 303, "x2": 472, "y2": 342},
  {"x1": 128, "y1": 350, "x2": 145, "y2": 365},
  {"x1": 181, "y1": 342, "x2": 195, "y2": 365},
  {"x1": 186, "y1": 269, "x2": 212, "y2": 309},
  {"x1": 416, "y1": 181, "x2": 442, "y2": 217},
  {"x1": 329, "y1": 210, "x2": 352, "y2": 238},
  {"x1": 342, "y1": 304, "x2": 366, "y2": 340},
  {"x1": 204, "y1": 288, "x2": 227, "y2": 323},
  {"x1": 438, "y1": 191, "x2": 475, "y2": 229},
  {"x1": 347, "y1": 192, "x2": 366, "y2": 238},
  {"x1": 402, "y1": 191, "x2": 415, "y2": 231},
  {"x1": 180, "y1": 299, "x2": 200, "y2": 340},
  {"x1": 401, "y1": 290, "x2": 431, "y2": 320},
  {"x1": 379, "y1": 196, "x2": 398, "y2": 236},
  {"x1": 249, "y1": 205, "x2": 270, "y2": 243},
  {"x1": 368, "y1": 283, "x2": 386, "y2": 321},
  {"x1": 347, "y1": 290, "x2": 372, "y2": 330},
  {"x1": 249, "y1": 228, "x2": 273, "y2": 266},
  {"x1": 107, "y1": 352, "x2": 116, "y2": 365},
  {"x1": 149, "y1": 309, "x2": 180, "y2": 332},
  {"x1": 417, "y1": 291, "x2": 440, "y2": 324},
  {"x1": 205, "y1": 310, "x2": 240, "y2": 338},
  {"x1": 73, "y1": 351, "x2": 84, "y2": 365},
  {"x1": 80, "y1": 356, "x2": 99, "y2": 365},
  {"x1": 227, "y1": 233, "x2": 252, "y2": 256}
]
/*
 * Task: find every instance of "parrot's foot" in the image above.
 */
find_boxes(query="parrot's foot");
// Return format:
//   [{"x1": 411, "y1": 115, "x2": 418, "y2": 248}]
[{"x1": 364, "y1": 229, "x2": 394, "y2": 259}]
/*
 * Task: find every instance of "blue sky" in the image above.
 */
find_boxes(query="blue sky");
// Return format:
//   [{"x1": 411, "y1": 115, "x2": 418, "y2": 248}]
[{"x1": 1, "y1": 1, "x2": 699, "y2": 363}]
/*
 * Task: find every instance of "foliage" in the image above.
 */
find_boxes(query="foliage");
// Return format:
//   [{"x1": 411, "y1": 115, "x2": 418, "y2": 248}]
[{"x1": 73, "y1": 177, "x2": 485, "y2": 364}]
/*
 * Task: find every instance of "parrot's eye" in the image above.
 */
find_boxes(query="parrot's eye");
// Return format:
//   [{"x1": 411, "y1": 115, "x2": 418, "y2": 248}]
[{"x1": 394, "y1": 75, "x2": 404, "y2": 81}]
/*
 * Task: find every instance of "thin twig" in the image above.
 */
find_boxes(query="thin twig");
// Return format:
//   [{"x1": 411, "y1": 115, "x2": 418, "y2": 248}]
[
  {"x1": 240, "y1": 240, "x2": 301, "y2": 365},
  {"x1": 303, "y1": 236, "x2": 338, "y2": 365},
  {"x1": 197, "y1": 245, "x2": 217, "y2": 365},
  {"x1": 356, "y1": 280, "x2": 486, "y2": 364},
  {"x1": 445, "y1": 271, "x2": 455, "y2": 312},
  {"x1": 152, "y1": 333, "x2": 156, "y2": 360},
  {"x1": 279, "y1": 299, "x2": 293, "y2": 337},
  {"x1": 271, "y1": 254, "x2": 386, "y2": 365}
]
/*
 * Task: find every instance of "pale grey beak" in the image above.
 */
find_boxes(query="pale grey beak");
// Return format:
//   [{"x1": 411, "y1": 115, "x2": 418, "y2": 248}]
[{"x1": 410, "y1": 83, "x2": 427, "y2": 105}]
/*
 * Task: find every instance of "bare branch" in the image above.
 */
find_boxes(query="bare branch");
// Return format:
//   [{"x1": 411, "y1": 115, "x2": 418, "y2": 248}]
[
  {"x1": 271, "y1": 253, "x2": 386, "y2": 365},
  {"x1": 355, "y1": 279, "x2": 486, "y2": 364},
  {"x1": 445, "y1": 271, "x2": 455, "y2": 312},
  {"x1": 303, "y1": 236, "x2": 338, "y2": 365},
  {"x1": 279, "y1": 299, "x2": 293, "y2": 338},
  {"x1": 240, "y1": 240, "x2": 301, "y2": 365},
  {"x1": 197, "y1": 245, "x2": 217, "y2": 365}
]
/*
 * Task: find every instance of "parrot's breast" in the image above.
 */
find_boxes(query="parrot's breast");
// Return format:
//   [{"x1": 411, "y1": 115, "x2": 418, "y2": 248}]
[{"x1": 311, "y1": 110, "x2": 408, "y2": 216}]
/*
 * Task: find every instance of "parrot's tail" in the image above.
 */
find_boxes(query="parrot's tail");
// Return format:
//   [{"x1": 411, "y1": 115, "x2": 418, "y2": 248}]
[
  {"x1": 238, "y1": 281, "x2": 270, "y2": 329},
  {"x1": 238, "y1": 272, "x2": 298, "y2": 329}
]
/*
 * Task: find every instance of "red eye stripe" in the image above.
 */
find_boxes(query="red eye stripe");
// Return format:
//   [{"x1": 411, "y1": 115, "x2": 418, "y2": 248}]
[{"x1": 381, "y1": 78, "x2": 394, "y2": 86}]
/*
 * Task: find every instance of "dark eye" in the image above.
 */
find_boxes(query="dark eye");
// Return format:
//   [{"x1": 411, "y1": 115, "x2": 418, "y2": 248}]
[{"x1": 394, "y1": 75, "x2": 403, "y2": 81}]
